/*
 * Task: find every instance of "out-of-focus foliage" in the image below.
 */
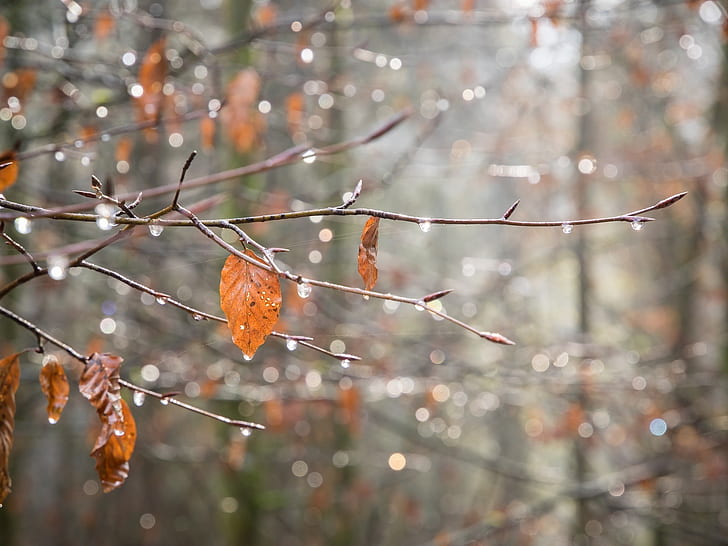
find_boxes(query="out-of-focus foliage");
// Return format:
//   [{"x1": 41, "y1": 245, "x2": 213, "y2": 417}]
[{"x1": 0, "y1": 0, "x2": 726, "y2": 545}]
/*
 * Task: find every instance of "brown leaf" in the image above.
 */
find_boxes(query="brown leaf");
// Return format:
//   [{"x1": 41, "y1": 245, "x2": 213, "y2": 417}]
[
  {"x1": 199, "y1": 115, "x2": 216, "y2": 151},
  {"x1": 220, "y1": 250, "x2": 281, "y2": 359},
  {"x1": 94, "y1": 11, "x2": 115, "y2": 41},
  {"x1": 221, "y1": 69, "x2": 264, "y2": 152},
  {"x1": 357, "y1": 217, "x2": 380, "y2": 291},
  {"x1": 0, "y1": 353, "x2": 20, "y2": 505},
  {"x1": 0, "y1": 149, "x2": 19, "y2": 192},
  {"x1": 135, "y1": 38, "x2": 167, "y2": 131},
  {"x1": 39, "y1": 356, "x2": 69, "y2": 424},
  {"x1": 79, "y1": 353, "x2": 125, "y2": 437},
  {"x1": 92, "y1": 398, "x2": 136, "y2": 493},
  {"x1": 285, "y1": 92, "x2": 305, "y2": 137}
]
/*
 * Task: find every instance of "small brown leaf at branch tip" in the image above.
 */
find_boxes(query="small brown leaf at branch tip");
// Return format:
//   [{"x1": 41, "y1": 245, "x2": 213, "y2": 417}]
[
  {"x1": 502, "y1": 200, "x2": 520, "y2": 220},
  {"x1": 39, "y1": 356, "x2": 69, "y2": 424},
  {"x1": 0, "y1": 150, "x2": 19, "y2": 192},
  {"x1": 480, "y1": 331, "x2": 516, "y2": 345},
  {"x1": 220, "y1": 249, "x2": 282, "y2": 359},
  {"x1": 423, "y1": 289, "x2": 454, "y2": 303},
  {"x1": 0, "y1": 353, "x2": 20, "y2": 504},
  {"x1": 357, "y1": 217, "x2": 380, "y2": 291},
  {"x1": 92, "y1": 398, "x2": 136, "y2": 493},
  {"x1": 654, "y1": 191, "x2": 688, "y2": 210}
]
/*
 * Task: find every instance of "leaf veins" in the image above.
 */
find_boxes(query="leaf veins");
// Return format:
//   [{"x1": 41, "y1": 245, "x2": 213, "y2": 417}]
[
  {"x1": 357, "y1": 217, "x2": 380, "y2": 291},
  {"x1": 79, "y1": 353, "x2": 125, "y2": 444},
  {"x1": 39, "y1": 355, "x2": 69, "y2": 424},
  {"x1": 0, "y1": 353, "x2": 20, "y2": 505},
  {"x1": 220, "y1": 249, "x2": 281, "y2": 359},
  {"x1": 92, "y1": 398, "x2": 137, "y2": 493}
]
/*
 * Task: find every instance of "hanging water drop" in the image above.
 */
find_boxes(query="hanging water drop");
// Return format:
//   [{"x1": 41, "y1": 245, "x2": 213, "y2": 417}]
[
  {"x1": 192, "y1": 314, "x2": 204, "y2": 321},
  {"x1": 243, "y1": 353, "x2": 253, "y2": 361},
  {"x1": 14, "y1": 217, "x2": 32, "y2": 234},
  {"x1": 561, "y1": 223, "x2": 573, "y2": 234},
  {"x1": 48, "y1": 417, "x2": 58, "y2": 425},
  {"x1": 362, "y1": 294, "x2": 370, "y2": 301},
  {"x1": 240, "y1": 427, "x2": 252, "y2": 437},
  {"x1": 133, "y1": 391, "x2": 146, "y2": 406},
  {"x1": 286, "y1": 339, "x2": 298, "y2": 351},
  {"x1": 148, "y1": 223, "x2": 164, "y2": 237},
  {"x1": 159, "y1": 398, "x2": 170, "y2": 406},
  {"x1": 419, "y1": 220, "x2": 432, "y2": 233},
  {"x1": 297, "y1": 282, "x2": 312, "y2": 298},
  {"x1": 113, "y1": 428, "x2": 125, "y2": 437},
  {"x1": 155, "y1": 296, "x2": 167, "y2": 305},
  {"x1": 340, "y1": 359, "x2": 351, "y2": 369},
  {"x1": 631, "y1": 220, "x2": 643, "y2": 231}
]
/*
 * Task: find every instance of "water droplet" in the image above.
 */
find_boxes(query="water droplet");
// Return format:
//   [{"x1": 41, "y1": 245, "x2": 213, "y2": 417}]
[
  {"x1": 340, "y1": 359, "x2": 351, "y2": 369},
  {"x1": 14, "y1": 217, "x2": 32, "y2": 234},
  {"x1": 133, "y1": 392, "x2": 146, "y2": 406},
  {"x1": 419, "y1": 220, "x2": 432, "y2": 233},
  {"x1": 243, "y1": 354, "x2": 253, "y2": 361},
  {"x1": 362, "y1": 294, "x2": 370, "y2": 301},
  {"x1": 240, "y1": 427, "x2": 252, "y2": 437},
  {"x1": 113, "y1": 428, "x2": 125, "y2": 437},
  {"x1": 192, "y1": 314, "x2": 204, "y2": 321},
  {"x1": 286, "y1": 339, "x2": 298, "y2": 351},
  {"x1": 160, "y1": 398, "x2": 170, "y2": 406},
  {"x1": 155, "y1": 297, "x2": 167, "y2": 305},
  {"x1": 302, "y1": 148, "x2": 317, "y2": 164},
  {"x1": 47, "y1": 255, "x2": 69, "y2": 281},
  {"x1": 297, "y1": 282, "x2": 312, "y2": 298},
  {"x1": 631, "y1": 220, "x2": 643, "y2": 231},
  {"x1": 95, "y1": 203, "x2": 116, "y2": 231},
  {"x1": 148, "y1": 223, "x2": 164, "y2": 237},
  {"x1": 48, "y1": 417, "x2": 58, "y2": 425},
  {"x1": 561, "y1": 223, "x2": 573, "y2": 234}
]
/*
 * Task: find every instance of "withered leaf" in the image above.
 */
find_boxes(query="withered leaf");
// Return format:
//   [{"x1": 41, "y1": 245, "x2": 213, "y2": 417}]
[
  {"x1": 135, "y1": 37, "x2": 167, "y2": 127},
  {"x1": 220, "y1": 249, "x2": 281, "y2": 359},
  {"x1": 0, "y1": 149, "x2": 19, "y2": 192},
  {"x1": 0, "y1": 353, "x2": 20, "y2": 505},
  {"x1": 39, "y1": 356, "x2": 69, "y2": 424},
  {"x1": 92, "y1": 398, "x2": 136, "y2": 493},
  {"x1": 357, "y1": 217, "x2": 380, "y2": 291},
  {"x1": 222, "y1": 69, "x2": 264, "y2": 152},
  {"x1": 79, "y1": 353, "x2": 125, "y2": 437}
]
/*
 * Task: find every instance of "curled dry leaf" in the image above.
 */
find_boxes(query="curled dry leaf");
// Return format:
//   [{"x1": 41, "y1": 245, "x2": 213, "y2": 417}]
[
  {"x1": 222, "y1": 69, "x2": 264, "y2": 152},
  {"x1": 0, "y1": 353, "x2": 20, "y2": 505},
  {"x1": 79, "y1": 353, "x2": 125, "y2": 438},
  {"x1": 220, "y1": 249, "x2": 282, "y2": 359},
  {"x1": 39, "y1": 356, "x2": 69, "y2": 424},
  {"x1": 0, "y1": 149, "x2": 19, "y2": 192},
  {"x1": 92, "y1": 399, "x2": 137, "y2": 493},
  {"x1": 357, "y1": 217, "x2": 380, "y2": 291}
]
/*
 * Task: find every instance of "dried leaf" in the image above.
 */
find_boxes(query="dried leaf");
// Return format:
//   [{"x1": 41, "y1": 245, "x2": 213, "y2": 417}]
[
  {"x1": 0, "y1": 16, "x2": 8, "y2": 66},
  {"x1": 357, "y1": 217, "x2": 380, "y2": 291},
  {"x1": 0, "y1": 353, "x2": 20, "y2": 505},
  {"x1": 222, "y1": 69, "x2": 264, "y2": 152},
  {"x1": 285, "y1": 92, "x2": 305, "y2": 137},
  {"x1": 79, "y1": 353, "x2": 125, "y2": 437},
  {"x1": 199, "y1": 115, "x2": 216, "y2": 151},
  {"x1": 135, "y1": 38, "x2": 167, "y2": 132},
  {"x1": 253, "y1": 2, "x2": 278, "y2": 26},
  {"x1": 0, "y1": 149, "x2": 19, "y2": 192},
  {"x1": 39, "y1": 356, "x2": 69, "y2": 424},
  {"x1": 220, "y1": 250, "x2": 282, "y2": 358},
  {"x1": 92, "y1": 399, "x2": 136, "y2": 493},
  {"x1": 94, "y1": 11, "x2": 115, "y2": 41}
]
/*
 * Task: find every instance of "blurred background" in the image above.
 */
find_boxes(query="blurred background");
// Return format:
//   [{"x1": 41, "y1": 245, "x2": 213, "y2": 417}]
[{"x1": 0, "y1": 0, "x2": 727, "y2": 544}]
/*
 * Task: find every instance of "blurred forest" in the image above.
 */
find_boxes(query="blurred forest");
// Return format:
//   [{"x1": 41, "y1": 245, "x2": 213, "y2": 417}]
[{"x1": 0, "y1": 0, "x2": 727, "y2": 545}]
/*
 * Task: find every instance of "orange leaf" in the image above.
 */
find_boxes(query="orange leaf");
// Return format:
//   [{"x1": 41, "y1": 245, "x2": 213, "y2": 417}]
[
  {"x1": 39, "y1": 355, "x2": 69, "y2": 424},
  {"x1": 0, "y1": 149, "x2": 18, "y2": 192},
  {"x1": 0, "y1": 16, "x2": 8, "y2": 67},
  {"x1": 285, "y1": 92, "x2": 305, "y2": 137},
  {"x1": 220, "y1": 250, "x2": 282, "y2": 359},
  {"x1": 79, "y1": 353, "x2": 125, "y2": 437},
  {"x1": 91, "y1": 399, "x2": 136, "y2": 493},
  {"x1": 253, "y1": 2, "x2": 278, "y2": 26},
  {"x1": 199, "y1": 115, "x2": 216, "y2": 151},
  {"x1": 222, "y1": 69, "x2": 263, "y2": 152},
  {"x1": 94, "y1": 11, "x2": 115, "y2": 41},
  {"x1": 0, "y1": 353, "x2": 20, "y2": 504},
  {"x1": 357, "y1": 217, "x2": 380, "y2": 291},
  {"x1": 135, "y1": 38, "x2": 167, "y2": 129}
]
